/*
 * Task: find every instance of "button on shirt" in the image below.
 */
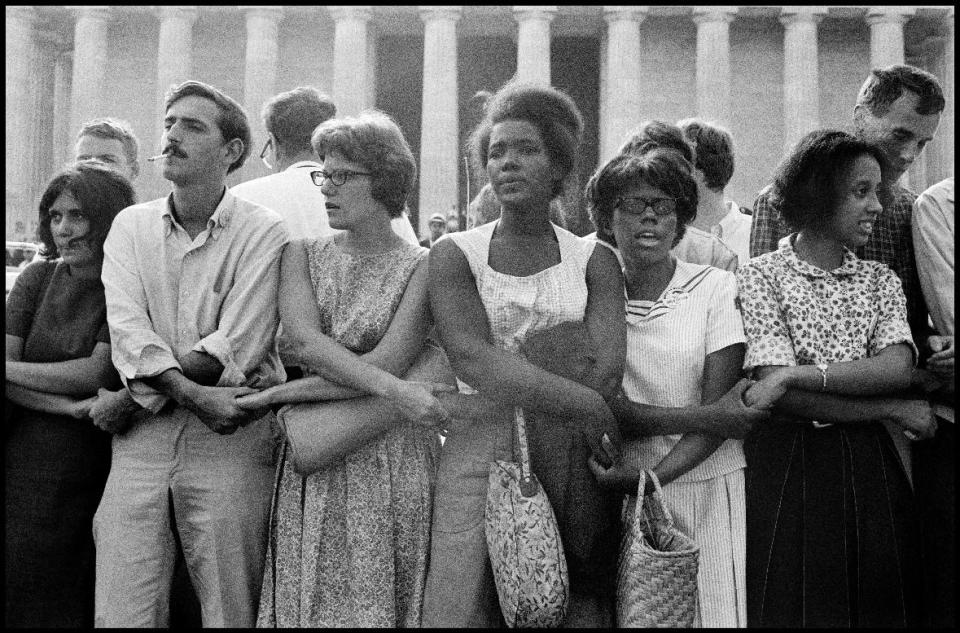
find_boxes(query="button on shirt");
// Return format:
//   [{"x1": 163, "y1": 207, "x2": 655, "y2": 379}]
[{"x1": 102, "y1": 189, "x2": 289, "y2": 412}]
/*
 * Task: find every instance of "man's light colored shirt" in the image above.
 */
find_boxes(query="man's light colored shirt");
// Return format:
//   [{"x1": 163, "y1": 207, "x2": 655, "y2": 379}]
[
  {"x1": 231, "y1": 160, "x2": 419, "y2": 243},
  {"x1": 672, "y1": 201, "x2": 751, "y2": 271},
  {"x1": 912, "y1": 177, "x2": 954, "y2": 338},
  {"x1": 102, "y1": 189, "x2": 289, "y2": 412},
  {"x1": 912, "y1": 177, "x2": 954, "y2": 424}
]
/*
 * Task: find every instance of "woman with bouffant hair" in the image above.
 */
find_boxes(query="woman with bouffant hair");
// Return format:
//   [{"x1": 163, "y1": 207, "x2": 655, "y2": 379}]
[{"x1": 6, "y1": 161, "x2": 135, "y2": 627}]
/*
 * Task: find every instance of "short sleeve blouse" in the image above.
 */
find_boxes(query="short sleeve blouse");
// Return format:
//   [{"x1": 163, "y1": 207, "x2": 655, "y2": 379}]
[
  {"x1": 735, "y1": 234, "x2": 916, "y2": 373},
  {"x1": 622, "y1": 260, "x2": 747, "y2": 482}
]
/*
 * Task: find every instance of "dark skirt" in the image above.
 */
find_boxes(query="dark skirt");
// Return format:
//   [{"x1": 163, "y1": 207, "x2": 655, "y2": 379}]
[
  {"x1": 744, "y1": 418, "x2": 922, "y2": 628},
  {"x1": 5, "y1": 405, "x2": 112, "y2": 628}
]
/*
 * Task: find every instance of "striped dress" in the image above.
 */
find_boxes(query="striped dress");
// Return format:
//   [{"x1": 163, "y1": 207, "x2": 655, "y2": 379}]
[{"x1": 621, "y1": 259, "x2": 748, "y2": 628}]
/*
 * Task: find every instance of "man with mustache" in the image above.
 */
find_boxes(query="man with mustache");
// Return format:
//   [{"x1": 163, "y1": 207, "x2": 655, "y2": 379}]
[{"x1": 93, "y1": 80, "x2": 288, "y2": 627}]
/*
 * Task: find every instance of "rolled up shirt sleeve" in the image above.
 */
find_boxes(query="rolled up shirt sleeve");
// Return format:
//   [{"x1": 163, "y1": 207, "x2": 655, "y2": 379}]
[
  {"x1": 192, "y1": 219, "x2": 288, "y2": 387},
  {"x1": 102, "y1": 208, "x2": 180, "y2": 410}
]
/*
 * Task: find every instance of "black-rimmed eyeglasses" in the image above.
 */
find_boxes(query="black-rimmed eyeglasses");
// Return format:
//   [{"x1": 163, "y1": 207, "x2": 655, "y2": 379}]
[
  {"x1": 615, "y1": 196, "x2": 678, "y2": 217},
  {"x1": 310, "y1": 169, "x2": 372, "y2": 187}
]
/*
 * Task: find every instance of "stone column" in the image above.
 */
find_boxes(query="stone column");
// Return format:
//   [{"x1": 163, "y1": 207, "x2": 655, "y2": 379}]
[
  {"x1": 329, "y1": 6, "x2": 373, "y2": 116},
  {"x1": 600, "y1": 6, "x2": 647, "y2": 162},
  {"x1": 418, "y1": 6, "x2": 461, "y2": 237},
  {"x1": 53, "y1": 50, "x2": 74, "y2": 170},
  {"x1": 32, "y1": 30, "x2": 59, "y2": 205},
  {"x1": 6, "y1": 6, "x2": 38, "y2": 238},
  {"x1": 866, "y1": 7, "x2": 915, "y2": 68},
  {"x1": 69, "y1": 7, "x2": 111, "y2": 150},
  {"x1": 242, "y1": 6, "x2": 284, "y2": 183},
  {"x1": 513, "y1": 6, "x2": 557, "y2": 86},
  {"x1": 152, "y1": 6, "x2": 198, "y2": 197},
  {"x1": 692, "y1": 6, "x2": 736, "y2": 125},
  {"x1": 780, "y1": 7, "x2": 827, "y2": 152}
]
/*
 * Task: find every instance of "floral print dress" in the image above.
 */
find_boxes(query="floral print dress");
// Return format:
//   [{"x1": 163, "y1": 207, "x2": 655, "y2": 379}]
[
  {"x1": 735, "y1": 234, "x2": 923, "y2": 628},
  {"x1": 257, "y1": 237, "x2": 439, "y2": 628}
]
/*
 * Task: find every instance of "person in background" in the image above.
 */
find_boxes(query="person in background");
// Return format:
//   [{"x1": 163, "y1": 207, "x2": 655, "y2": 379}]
[
  {"x1": 420, "y1": 212, "x2": 447, "y2": 248},
  {"x1": 231, "y1": 86, "x2": 419, "y2": 245},
  {"x1": 74, "y1": 117, "x2": 140, "y2": 183},
  {"x1": 246, "y1": 111, "x2": 449, "y2": 627},
  {"x1": 676, "y1": 118, "x2": 751, "y2": 268},
  {"x1": 585, "y1": 149, "x2": 769, "y2": 627},
  {"x1": 737, "y1": 129, "x2": 935, "y2": 627},
  {"x1": 423, "y1": 82, "x2": 626, "y2": 627},
  {"x1": 911, "y1": 175, "x2": 954, "y2": 627},
  {"x1": 93, "y1": 80, "x2": 288, "y2": 627},
  {"x1": 5, "y1": 162, "x2": 135, "y2": 627}
]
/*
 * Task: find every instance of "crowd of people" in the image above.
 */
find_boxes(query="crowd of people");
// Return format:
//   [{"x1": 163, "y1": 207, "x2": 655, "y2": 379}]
[{"x1": 5, "y1": 62, "x2": 953, "y2": 629}]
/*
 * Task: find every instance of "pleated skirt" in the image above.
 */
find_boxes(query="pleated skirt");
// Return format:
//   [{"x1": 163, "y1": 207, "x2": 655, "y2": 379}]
[{"x1": 744, "y1": 419, "x2": 922, "y2": 628}]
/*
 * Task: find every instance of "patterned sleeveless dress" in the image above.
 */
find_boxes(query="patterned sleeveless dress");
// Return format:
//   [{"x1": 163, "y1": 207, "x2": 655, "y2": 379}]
[{"x1": 257, "y1": 237, "x2": 439, "y2": 627}]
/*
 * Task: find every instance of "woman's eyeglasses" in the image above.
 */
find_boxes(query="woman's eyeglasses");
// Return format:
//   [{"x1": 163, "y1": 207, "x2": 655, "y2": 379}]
[
  {"x1": 311, "y1": 169, "x2": 372, "y2": 187},
  {"x1": 615, "y1": 196, "x2": 678, "y2": 217}
]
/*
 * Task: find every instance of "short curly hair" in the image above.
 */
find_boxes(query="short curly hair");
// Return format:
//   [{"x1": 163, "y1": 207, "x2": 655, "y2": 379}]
[
  {"x1": 677, "y1": 118, "x2": 734, "y2": 191},
  {"x1": 586, "y1": 148, "x2": 698, "y2": 249},
  {"x1": 311, "y1": 110, "x2": 416, "y2": 218},
  {"x1": 618, "y1": 120, "x2": 696, "y2": 166},
  {"x1": 467, "y1": 82, "x2": 583, "y2": 199},
  {"x1": 772, "y1": 128, "x2": 893, "y2": 233},
  {"x1": 37, "y1": 161, "x2": 137, "y2": 260}
]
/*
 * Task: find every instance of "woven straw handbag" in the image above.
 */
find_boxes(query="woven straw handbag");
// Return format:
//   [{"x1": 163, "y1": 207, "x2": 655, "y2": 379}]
[
  {"x1": 485, "y1": 406, "x2": 570, "y2": 628},
  {"x1": 617, "y1": 470, "x2": 700, "y2": 628}
]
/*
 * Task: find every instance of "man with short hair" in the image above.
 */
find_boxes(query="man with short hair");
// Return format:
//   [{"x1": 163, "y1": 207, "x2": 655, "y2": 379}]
[
  {"x1": 676, "y1": 118, "x2": 751, "y2": 268},
  {"x1": 74, "y1": 117, "x2": 140, "y2": 182},
  {"x1": 420, "y1": 212, "x2": 447, "y2": 248},
  {"x1": 750, "y1": 64, "x2": 944, "y2": 337},
  {"x1": 232, "y1": 85, "x2": 418, "y2": 243},
  {"x1": 93, "y1": 80, "x2": 288, "y2": 627}
]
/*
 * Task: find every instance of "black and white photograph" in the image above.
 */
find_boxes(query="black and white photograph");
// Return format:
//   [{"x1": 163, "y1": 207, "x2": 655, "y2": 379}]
[{"x1": 5, "y1": 5, "x2": 954, "y2": 629}]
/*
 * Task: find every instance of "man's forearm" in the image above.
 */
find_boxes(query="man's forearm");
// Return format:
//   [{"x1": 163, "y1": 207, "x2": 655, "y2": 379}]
[
  {"x1": 141, "y1": 368, "x2": 203, "y2": 410},
  {"x1": 178, "y1": 350, "x2": 224, "y2": 386}
]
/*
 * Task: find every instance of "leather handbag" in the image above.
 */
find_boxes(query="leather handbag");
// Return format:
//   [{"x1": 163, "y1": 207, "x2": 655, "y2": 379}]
[
  {"x1": 617, "y1": 470, "x2": 700, "y2": 628},
  {"x1": 485, "y1": 406, "x2": 570, "y2": 628},
  {"x1": 277, "y1": 342, "x2": 456, "y2": 476}
]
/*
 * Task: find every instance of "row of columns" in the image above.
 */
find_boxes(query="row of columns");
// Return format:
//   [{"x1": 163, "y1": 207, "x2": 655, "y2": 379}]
[{"x1": 4, "y1": 6, "x2": 955, "y2": 238}]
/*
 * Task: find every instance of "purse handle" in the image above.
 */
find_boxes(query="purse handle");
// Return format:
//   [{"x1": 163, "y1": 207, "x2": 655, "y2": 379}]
[
  {"x1": 634, "y1": 469, "x2": 674, "y2": 527},
  {"x1": 514, "y1": 406, "x2": 539, "y2": 498}
]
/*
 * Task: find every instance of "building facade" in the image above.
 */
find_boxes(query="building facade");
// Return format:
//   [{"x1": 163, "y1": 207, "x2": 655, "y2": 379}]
[{"x1": 5, "y1": 5, "x2": 955, "y2": 240}]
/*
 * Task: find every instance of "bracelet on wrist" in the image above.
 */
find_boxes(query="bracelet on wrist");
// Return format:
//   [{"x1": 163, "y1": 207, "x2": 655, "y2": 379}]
[{"x1": 815, "y1": 363, "x2": 828, "y2": 392}]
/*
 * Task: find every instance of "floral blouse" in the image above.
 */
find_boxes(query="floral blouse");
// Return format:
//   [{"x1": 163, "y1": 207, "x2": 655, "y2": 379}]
[{"x1": 735, "y1": 234, "x2": 916, "y2": 373}]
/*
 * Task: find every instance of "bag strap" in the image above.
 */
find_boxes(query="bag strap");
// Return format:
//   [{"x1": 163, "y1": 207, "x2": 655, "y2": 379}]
[
  {"x1": 634, "y1": 469, "x2": 675, "y2": 526},
  {"x1": 514, "y1": 406, "x2": 539, "y2": 497}
]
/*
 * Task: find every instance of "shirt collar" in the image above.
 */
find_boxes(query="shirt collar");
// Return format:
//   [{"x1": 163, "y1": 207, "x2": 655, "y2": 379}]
[
  {"x1": 161, "y1": 187, "x2": 232, "y2": 239},
  {"x1": 777, "y1": 233, "x2": 861, "y2": 278}
]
